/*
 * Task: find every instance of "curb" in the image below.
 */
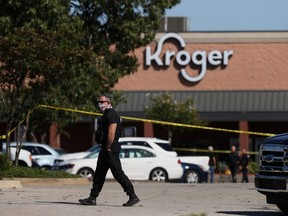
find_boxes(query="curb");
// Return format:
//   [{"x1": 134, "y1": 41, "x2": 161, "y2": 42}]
[
  {"x1": 0, "y1": 178, "x2": 90, "y2": 188},
  {"x1": 0, "y1": 180, "x2": 23, "y2": 189}
]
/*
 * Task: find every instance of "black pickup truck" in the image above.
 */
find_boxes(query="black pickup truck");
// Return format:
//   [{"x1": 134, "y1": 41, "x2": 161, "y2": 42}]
[{"x1": 255, "y1": 133, "x2": 288, "y2": 214}]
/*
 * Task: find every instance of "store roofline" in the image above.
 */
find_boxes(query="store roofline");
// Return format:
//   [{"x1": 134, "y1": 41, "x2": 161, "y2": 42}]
[{"x1": 154, "y1": 32, "x2": 288, "y2": 43}]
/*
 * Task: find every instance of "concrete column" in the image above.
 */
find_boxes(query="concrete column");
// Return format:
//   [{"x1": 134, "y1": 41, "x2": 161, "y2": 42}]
[
  {"x1": 239, "y1": 120, "x2": 249, "y2": 151},
  {"x1": 49, "y1": 123, "x2": 60, "y2": 148},
  {"x1": 144, "y1": 122, "x2": 154, "y2": 137}
]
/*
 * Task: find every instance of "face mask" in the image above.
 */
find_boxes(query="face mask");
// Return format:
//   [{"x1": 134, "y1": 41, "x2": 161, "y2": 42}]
[{"x1": 98, "y1": 103, "x2": 108, "y2": 112}]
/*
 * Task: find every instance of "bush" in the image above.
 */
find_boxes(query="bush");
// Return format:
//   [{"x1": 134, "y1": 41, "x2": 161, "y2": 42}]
[
  {"x1": 249, "y1": 161, "x2": 259, "y2": 174},
  {"x1": 0, "y1": 154, "x2": 13, "y2": 179},
  {"x1": 1, "y1": 166, "x2": 79, "y2": 178}
]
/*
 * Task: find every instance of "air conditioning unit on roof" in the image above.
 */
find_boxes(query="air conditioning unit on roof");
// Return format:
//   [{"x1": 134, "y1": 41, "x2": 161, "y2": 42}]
[{"x1": 158, "y1": 16, "x2": 190, "y2": 32}]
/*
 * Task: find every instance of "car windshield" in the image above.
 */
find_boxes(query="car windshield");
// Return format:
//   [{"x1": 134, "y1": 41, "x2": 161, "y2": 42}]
[
  {"x1": 84, "y1": 149, "x2": 100, "y2": 158},
  {"x1": 154, "y1": 142, "x2": 174, "y2": 152},
  {"x1": 87, "y1": 145, "x2": 100, "y2": 152},
  {"x1": 53, "y1": 148, "x2": 66, "y2": 155}
]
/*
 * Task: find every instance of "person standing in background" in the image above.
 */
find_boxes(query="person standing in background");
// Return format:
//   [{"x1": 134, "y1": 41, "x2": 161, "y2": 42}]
[
  {"x1": 208, "y1": 146, "x2": 216, "y2": 183},
  {"x1": 226, "y1": 145, "x2": 241, "y2": 183},
  {"x1": 240, "y1": 148, "x2": 250, "y2": 183}
]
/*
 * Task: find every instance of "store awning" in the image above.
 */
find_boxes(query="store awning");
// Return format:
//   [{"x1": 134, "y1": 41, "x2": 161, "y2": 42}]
[{"x1": 116, "y1": 90, "x2": 288, "y2": 121}]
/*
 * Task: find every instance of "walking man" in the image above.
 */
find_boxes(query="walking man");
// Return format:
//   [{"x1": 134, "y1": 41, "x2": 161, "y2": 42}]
[{"x1": 79, "y1": 94, "x2": 140, "y2": 206}]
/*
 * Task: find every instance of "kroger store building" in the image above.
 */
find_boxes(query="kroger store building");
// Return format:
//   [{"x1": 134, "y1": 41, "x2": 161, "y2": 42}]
[
  {"x1": 109, "y1": 30, "x2": 288, "y2": 156},
  {"x1": 30, "y1": 19, "x2": 288, "y2": 156}
]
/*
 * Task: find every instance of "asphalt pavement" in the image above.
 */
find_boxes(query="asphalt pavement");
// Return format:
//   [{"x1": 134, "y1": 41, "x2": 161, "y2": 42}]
[{"x1": 0, "y1": 177, "x2": 286, "y2": 216}]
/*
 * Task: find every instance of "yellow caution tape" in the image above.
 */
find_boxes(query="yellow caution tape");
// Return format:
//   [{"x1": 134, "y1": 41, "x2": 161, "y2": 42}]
[
  {"x1": 40, "y1": 104, "x2": 276, "y2": 137},
  {"x1": 0, "y1": 108, "x2": 35, "y2": 140},
  {"x1": 1, "y1": 104, "x2": 276, "y2": 140},
  {"x1": 0, "y1": 123, "x2": 23, "y2": 140},
  {"x1": 173, "y1": 148, "x2": 258, "y2": 155},
  {"x1": 120, "y1": 115, "x2": 275, "y2": 137},
  {"x1": 39, "y1": 104, "x2": 102, "y2": 116}
]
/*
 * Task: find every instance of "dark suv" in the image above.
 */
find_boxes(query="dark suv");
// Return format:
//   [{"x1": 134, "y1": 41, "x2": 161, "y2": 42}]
[{"x1": 255, "y1": 133, "x2": 288, "y2": 214}]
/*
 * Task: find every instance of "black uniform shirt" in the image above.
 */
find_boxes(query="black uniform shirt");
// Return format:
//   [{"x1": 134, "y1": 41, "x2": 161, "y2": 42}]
[{"x1": 100, "y1": 107, "x2": 122, "y2": 152}]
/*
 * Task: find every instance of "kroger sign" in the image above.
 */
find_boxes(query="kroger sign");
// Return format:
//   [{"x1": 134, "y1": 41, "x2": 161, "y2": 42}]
[{"x1": 145, "y1": 33, "x2": 233, "y2": 82}]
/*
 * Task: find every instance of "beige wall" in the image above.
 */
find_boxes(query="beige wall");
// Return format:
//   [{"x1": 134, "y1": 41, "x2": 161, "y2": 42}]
[{"x1": 114, "y1": 33, "x2": 288, "y2": 91}]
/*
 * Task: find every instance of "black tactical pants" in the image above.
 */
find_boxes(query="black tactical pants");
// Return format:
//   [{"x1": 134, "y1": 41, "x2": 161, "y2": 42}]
[
  {"x1": 90, "y1": 149, "x2": 134, "y2": 198},
  {"x1": 229, "y1": 166, "x2": 237, "y2": 183}
]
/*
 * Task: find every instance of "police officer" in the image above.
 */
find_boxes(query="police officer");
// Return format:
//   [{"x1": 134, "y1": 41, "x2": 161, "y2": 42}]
[
  {"x1": 240, "y1": 148, "x2": 250, "y2": 183},
  {"x1": 79, "y1": 94, "x2": 140, "y2": 206},
  {"x1": 226, "y1": 145, "x2": 241, "y2": 183},
  {"x1": 208, "y1": 146, "x2": 216, "y2": 183}
]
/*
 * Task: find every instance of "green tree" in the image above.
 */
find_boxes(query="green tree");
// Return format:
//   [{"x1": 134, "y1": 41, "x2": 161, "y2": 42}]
[
  {"x1": 0, "y1": 0, "x2": 94, "y2": 161},
  {"x1": 29, "y1": 0, "x2": 181, "y2": 141},
  {"x1": 70, "y1": 0, "x2": 181, "y2": 89},
  {"x1": 145, "y1": 92, "x2": 206, "y2": 144},
  {"x1": 0, "y1": 0, "x2": 181, "y2": 162}
]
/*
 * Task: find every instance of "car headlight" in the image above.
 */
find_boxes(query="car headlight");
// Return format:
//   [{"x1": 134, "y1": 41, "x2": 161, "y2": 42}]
[
  {"x1": 54, "y1": 159, "x2": 64, "y2": 164},
  {"x1": 52, "y1": 164, "x2": 75, "y2": 170},
  {"x1": 61, "y1": 164, "x2": 75, "y2": 169}
]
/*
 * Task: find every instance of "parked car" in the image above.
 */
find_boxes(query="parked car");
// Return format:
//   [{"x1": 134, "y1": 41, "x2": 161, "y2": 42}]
[
  {"x1": 54, "y1": 137, "x2": 209, "y2": 172},
  {"x1": 255, "y1": 133, "x2": 288, "y2": 214},
  {"x1": 1, "y1": 147, "x2": 33, "y2": 167},
  {"x1": 54, "y1": 137, "x2": 175, "y2": 165},
  {"x1": 53, "y1": 147, "x2": 67, "y2": 155},
  {"x1": 54, "y1": 145, "x2": 100, "y2": 165},
  {"x1": 9, "y1": 142, "x2": 60, "y2": 169},
  {"x1": 119, "y1": 137, "x2": 209, "y2": 171},
  {"x1": 52, "y1": 145, "x2": 183, "y2": 182},
  {"x1": 119, "y1": 137, "x2": 178, "y2": 157},
  {"x1": 181, "y1": 162, "x2": 208, "y2": 183}
]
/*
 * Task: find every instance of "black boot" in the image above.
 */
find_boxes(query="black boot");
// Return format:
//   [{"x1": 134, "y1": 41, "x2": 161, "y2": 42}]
[
  {"x1": 79, "y1": 196, "x2": 96, "y2": 205},
  {"x1": 123, "y1": 194, "x2": 140, "y2": 207}
]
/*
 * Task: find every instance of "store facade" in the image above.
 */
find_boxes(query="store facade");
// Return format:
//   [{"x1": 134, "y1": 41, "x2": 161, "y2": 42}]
[
  {"x1": 112, "y1": 31, "x2": 288, "y2": 155},
  {"x1": 5, "y1": 31, "x2": 287, "y2": 156}
]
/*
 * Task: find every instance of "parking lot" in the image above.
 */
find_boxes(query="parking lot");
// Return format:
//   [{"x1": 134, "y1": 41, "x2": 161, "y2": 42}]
[{"x1": 0, "y1": 178, "x2": 286, "y2": 216}]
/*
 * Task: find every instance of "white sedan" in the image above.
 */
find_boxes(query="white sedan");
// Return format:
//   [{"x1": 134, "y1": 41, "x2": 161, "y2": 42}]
[
  {"x1": 52, "y1": 145, "x2": 183, "y2": 182},
  {"x1": 7, "y1": 142, "x2": 60, "y2": 169}
]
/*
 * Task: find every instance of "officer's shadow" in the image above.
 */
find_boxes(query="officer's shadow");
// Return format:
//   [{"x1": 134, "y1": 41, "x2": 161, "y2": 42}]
[
  {"x1": 37, "y1": 201, "x2": 124, "y2": 207},
  {"x1": 217, "y1": 211, "x2": 286, "y2": 216}
]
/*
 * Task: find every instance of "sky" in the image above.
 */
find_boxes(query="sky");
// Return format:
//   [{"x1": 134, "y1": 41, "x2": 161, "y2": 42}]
[{"x1": 165, "y1": 0, "x2": 288, "y2": 31}]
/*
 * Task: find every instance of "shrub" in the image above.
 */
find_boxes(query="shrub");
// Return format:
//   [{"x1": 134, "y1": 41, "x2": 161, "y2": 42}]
[
  {"x1": 249, "y1": 161, "x2": 259, "y2": 174},
  {"x1": 1, "y1": 166, "x2": 79, "y2": 178},
  {"x1": 0, "y1": 154, "x2": 13, "y2": 179}
]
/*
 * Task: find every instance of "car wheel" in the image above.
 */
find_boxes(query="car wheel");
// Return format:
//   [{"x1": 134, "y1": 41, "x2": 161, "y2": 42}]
[
  {"x1": 184, "y1": 170, "x2": 200, "y2": 183},
  {"x1": 40, "y1": 166, "x2": 51, "y2": 170},
  {"x1": 150, "y1": 168, "x2": 168, "y2": 182},
  {"x1": 277, "y1": 204, "x2": 288, "y2": 213},
  {"x1": 77, "y1": 167, "x2": 94, "y2": 178},
  {"x1": 17, "y1": 160, "x2": 28, "y2": 167}
]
